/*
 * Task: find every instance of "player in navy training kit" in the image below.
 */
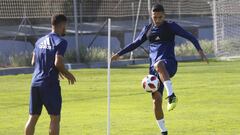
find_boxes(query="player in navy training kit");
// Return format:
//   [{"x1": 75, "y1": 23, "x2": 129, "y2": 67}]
[
  {"x1": 24, "y1": 14, "x2": 76, "y2": 135},
  {"x1": 111, "y1": 4, "x2": 208, "y2": 135}
]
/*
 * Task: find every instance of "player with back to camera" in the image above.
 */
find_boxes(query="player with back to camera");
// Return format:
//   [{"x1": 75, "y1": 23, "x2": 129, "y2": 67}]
[
  {"x1": 111, "y1": 4, "x2": 208, "y2": 135},
  {"x1": 24, "y1": 14, "x2": 76, "y2": 135}
]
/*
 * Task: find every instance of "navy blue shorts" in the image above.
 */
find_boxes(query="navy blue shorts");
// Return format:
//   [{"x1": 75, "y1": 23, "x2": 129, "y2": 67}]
[
  {"x1": 149, "y1": 59, "x2": 177, "y2": 95},
  {"x1": 29, "y1": 84, "x2": 62, "y2": 115}
]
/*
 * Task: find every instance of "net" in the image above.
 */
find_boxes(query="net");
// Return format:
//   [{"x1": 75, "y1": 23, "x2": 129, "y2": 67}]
[{"x1": 212, "y1": 0, "x2": 240, "y2": 58}]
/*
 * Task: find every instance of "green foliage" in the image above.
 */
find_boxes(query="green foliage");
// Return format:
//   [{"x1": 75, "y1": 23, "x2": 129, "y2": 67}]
[
  {"x1": 0, "y1": 53, "x2": 7, "y2": 67},
  {"x1": 64, "y1": 49, "x2": 77, "y2": 63},
  {"x1": 8, "y1": 51, "x2": 32, "y2": 67},
  {"x1": 217, "y1": 38, "x2": 240, "y2": 56},
  {"x1": 65, "y1": 46, "x2": 107, "y2": 63},
  {"x1": 175, "y1": 40, "x2": 214, "y2": 56},
  {"x1": 0, "y1": 45, "x2": 108, "y2": 67},
  {"x1": 3, "y1": 39, "x2": 239, "y2": 67},
  {"x1": 121, "y1": 40, "x2": 214, "y2": 59}
]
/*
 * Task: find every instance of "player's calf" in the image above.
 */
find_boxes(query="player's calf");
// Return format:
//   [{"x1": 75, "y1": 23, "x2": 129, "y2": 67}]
[
  {"x1": 154, "y1": 60, "x2": 178, "y2": 111},
  {"x1": 152, "y1": 92, "x2": 168, "y2": 133},
  {"x1": 24, "y1": 115, "x2": 40, "y2": 135},
  {"x1": 152, "y1": 91, "x2": 164, "y2": 120},
  {"x1": 49, "y1": 115, "x2": 60, "y2": 135}
]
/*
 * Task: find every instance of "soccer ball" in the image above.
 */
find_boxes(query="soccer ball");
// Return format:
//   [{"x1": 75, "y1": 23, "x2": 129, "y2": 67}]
[{"x1": 141, "y1": 75, "x2": 160, "y2": 93}]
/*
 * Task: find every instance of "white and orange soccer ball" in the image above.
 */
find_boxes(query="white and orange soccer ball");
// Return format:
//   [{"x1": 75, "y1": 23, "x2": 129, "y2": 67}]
[{"x1": 141, "y1": 75, "x2": 160, "y2": 93}]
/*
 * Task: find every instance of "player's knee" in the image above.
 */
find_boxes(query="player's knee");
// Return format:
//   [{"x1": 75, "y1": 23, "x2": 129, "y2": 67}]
[
  {"x1": 50, "y1": 115, "x2": 61, "y2": 124},
  {"x1": 27, "y1": 115, "x2": 39, "y2": 125},
  {"x1": 152, "y1": 94, "x2": 162, "y2": 105},
  {"x1": 154, "y1": 60, "x2": 165, "y2": 72}
]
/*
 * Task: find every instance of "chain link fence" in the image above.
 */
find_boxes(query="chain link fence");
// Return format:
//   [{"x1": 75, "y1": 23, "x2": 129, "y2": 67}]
[{"x1": 0, "y1": 0, "x2": 213, "y2": 67}]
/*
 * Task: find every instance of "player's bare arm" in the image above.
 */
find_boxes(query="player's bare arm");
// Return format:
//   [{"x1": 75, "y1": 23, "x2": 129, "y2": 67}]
[
  {"x1": 31, "y1": 52, "x2": 35, "y2": 66},
  {"x1": 55, "y1": 54, "x2": 76, "y2": 85}
]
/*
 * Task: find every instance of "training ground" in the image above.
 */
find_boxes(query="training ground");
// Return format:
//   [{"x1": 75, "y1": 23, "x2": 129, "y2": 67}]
[{"x1": 0, "y1": 61, "x2": 240, "y2": 135}]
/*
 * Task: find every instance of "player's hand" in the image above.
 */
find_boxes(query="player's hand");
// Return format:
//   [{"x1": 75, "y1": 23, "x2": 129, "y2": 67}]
[
  {"x1": 198, "y1": 50, "x2": 209, "y2": 64},
  {"x1": 111, "y1": 54, "x2": 120, "y2": 62},
  {"x1": 62, "y1": 71, "x2": 76, "y2": 85},
  {"x1": 59, "y1": 72, "x2": 64, "y2": 79}
]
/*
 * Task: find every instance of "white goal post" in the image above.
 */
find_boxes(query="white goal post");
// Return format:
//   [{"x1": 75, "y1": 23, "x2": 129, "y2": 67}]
[{"x1": 212, "y1": 0, "x2": 240, "y2": 59}]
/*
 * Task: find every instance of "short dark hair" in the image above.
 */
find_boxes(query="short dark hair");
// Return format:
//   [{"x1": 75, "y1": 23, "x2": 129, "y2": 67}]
[
  {"x1": 51, "y1": 14, "x2": 67, "y2": 26},
  {"x1": 152, "y1": 4, "x2": 165, "y2": 12}
]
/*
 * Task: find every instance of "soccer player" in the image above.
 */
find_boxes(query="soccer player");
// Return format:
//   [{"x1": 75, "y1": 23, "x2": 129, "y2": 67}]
[
  {"x1": 111, "y1": 4, "x2": 208, "y2": 135},
  {"x1": 24, "y1": 14, "x2": 76, "y2": 135}
]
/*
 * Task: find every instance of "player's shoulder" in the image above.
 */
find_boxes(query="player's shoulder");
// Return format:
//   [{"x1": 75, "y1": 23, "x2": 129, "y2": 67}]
[
  {"x1": 165, "y1": 20, "x2": 177, "y2": 25},
  {"x1": 35, "y1": 35, "x2": 48, "y2": 45},
  {"x1": 141, "y1": 23, "x2": 153, "y2": 32},
  {"x1": 145, "y1": 23, "x2": 153, "y2": 29},
  {"x1": 165, "y1": 20, "x2": 182, "y2": 30},
  {"x1": 49, "y1": 32, "x2": 67, "y2": 45}
]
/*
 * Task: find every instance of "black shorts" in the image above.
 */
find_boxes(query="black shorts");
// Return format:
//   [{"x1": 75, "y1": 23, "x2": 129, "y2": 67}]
[{"x1": 29, "y1": 84, "x2": 62, "y2": 115}]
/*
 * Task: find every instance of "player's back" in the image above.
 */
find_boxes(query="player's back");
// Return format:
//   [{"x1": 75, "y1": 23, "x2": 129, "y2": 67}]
[{"x1": 32, "y1": 32, "x2": 67, "y2": 86}]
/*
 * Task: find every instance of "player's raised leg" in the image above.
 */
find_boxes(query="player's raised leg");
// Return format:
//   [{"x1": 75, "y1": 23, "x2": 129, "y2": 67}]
[
  {"x1": 152, "y1": 91, "x2": 168, "y2": 134},
  {"x1": 154, "y1": 60, "x2": 178, "y2": 111},
  {"x1": 24, "y1": 115, "x2": 40, "y2": 135},
  {"x1": 49, "y1": 115, "x2": 60, "y2": 135}
]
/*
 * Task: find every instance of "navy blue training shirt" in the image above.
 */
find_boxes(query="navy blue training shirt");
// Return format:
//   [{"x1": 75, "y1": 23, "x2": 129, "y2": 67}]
[
  {"x1": 117, "y1": 21, "x2": 202, "y2": 69},
  {"x1": 31, "y1": 32, "x2": 67, "y2": 86}
]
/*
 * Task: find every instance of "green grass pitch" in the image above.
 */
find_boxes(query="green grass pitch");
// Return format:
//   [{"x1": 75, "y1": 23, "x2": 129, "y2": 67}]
[{"x1": 0, "y1": 61, "x2": 240, "y2": 135}]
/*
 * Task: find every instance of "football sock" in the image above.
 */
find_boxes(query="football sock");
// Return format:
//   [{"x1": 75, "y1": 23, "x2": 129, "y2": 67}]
[
  {"x1": 163, "y1": 80, "x2": 174, "y2": 96},
  {"x1": 157, "y1": 119, "x2": 167, "y2": 132}
]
